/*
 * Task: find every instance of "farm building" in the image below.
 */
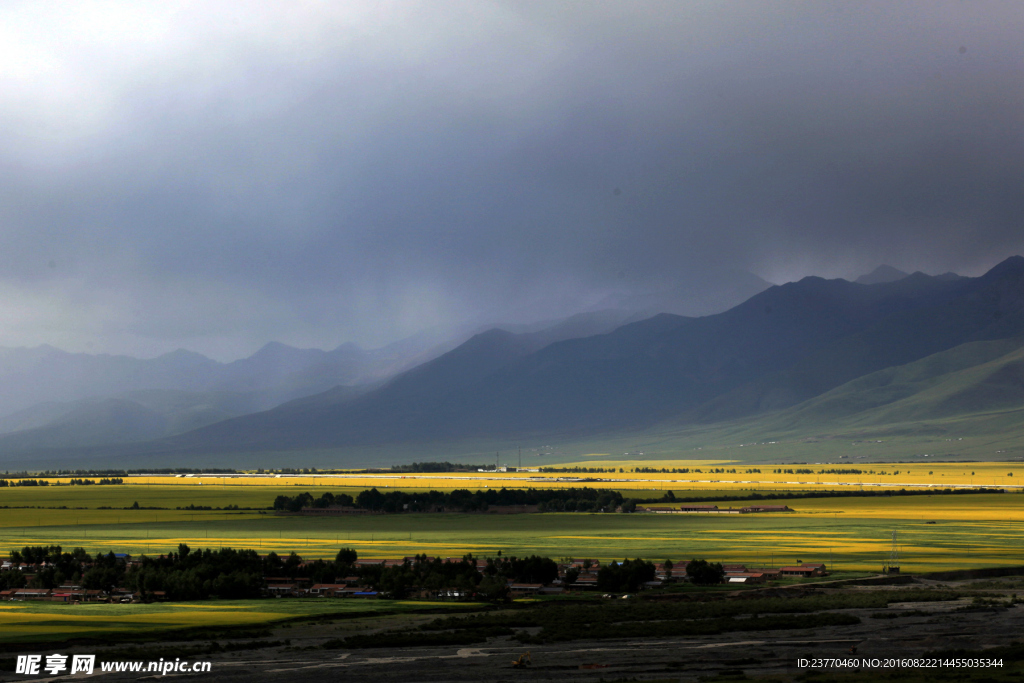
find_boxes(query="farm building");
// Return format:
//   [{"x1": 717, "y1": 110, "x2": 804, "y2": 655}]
[
  {"x1": 725, "y1": 572, "x2": 767, "y2": 584},
  {"x1": 779, "y1": 563, "x2": 827, "y2": 577},
  {"x1": 640, "y1": 505, "x2": 720, "y2": 513},
  {"x1": 640, "y1": 505, "x2": 791, "y2": 514},
  {"x1": 748, "y1": 568, "x2": 782, "y2": 579}
]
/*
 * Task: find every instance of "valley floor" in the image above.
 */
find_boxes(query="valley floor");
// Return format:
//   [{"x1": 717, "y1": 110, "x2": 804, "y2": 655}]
[{"x1": 2, "y1": 487, "x2": 1023, "y2": 572}]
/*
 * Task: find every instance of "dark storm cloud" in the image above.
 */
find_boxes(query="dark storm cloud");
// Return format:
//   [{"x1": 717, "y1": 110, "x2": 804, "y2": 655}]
[{"x1": 0, "y1": 1, "x2": 1022, "y2": 359}]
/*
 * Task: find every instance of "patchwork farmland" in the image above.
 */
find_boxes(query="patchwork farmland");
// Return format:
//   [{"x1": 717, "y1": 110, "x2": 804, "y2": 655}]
[{"x1": 1, "y1": 463, "x2": 1022, "y2": 572}]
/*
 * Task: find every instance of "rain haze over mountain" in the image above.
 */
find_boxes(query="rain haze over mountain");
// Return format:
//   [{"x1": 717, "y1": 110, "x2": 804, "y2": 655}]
[{"x1": 2, "y1": 1, "x2": 1023, "y2": 362}]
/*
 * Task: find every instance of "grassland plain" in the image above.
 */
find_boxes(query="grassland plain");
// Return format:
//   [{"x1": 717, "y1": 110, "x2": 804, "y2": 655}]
[
  {"x1": 162, "y1": 400, "x2": 1024, "y2": 468},
  {"x1": 0, "y1": 599, "x2": 459, "y2": 644},
  {"x1": 421, "y1": 403, "x2": 1024, "y2": 466},
  {"x1": 2, "y1": 482, "x2": 1023, "y2": 572}
]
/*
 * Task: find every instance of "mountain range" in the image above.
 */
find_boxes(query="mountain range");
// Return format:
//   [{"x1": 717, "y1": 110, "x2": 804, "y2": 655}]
[
  {"x1": 5, "y1": 259, "x2": 1024, "y2": 468},
  {"x1": 0, "y1": 307, "x2": 652, "y2": 454},
  {"x1": 0, "y1": 269, "x2": 773, "y2": 456},
  {"x1": 155, "y1": 258, "x2": 1010, "y2": 451}
]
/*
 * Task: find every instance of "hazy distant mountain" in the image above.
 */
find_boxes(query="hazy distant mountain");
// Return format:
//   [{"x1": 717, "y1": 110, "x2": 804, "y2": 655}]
[
  {"x1": 855, "y1": 264, "x2": 966, "y2": 286},
  {"x1": 124, "y1": 256, "x2": 1024, "y2": 457},
  {"x1": 855, "y1": 264, "x2": 910, "y2": 285},
  {"x1": 0, "y1": 334, "x2": 445, "y2": 420},
  {"x1": 0, "y1": 389, "x2": 275, "y2": 440},
  {"x1": 0, "y1": 308, "x2": 647, "y2": 454},
  {"x1": 0, "y1": 385, "x2": 374, "y2": 452},
  {"x1": 0, "y1": 338, "x2": 415, "y2": 451},
  {"x1": 0, "y1": 399, "x2": 167, "y2": 451},
  {"x1": 593, "y1": 269, "x2": 773, "y2": 317}
]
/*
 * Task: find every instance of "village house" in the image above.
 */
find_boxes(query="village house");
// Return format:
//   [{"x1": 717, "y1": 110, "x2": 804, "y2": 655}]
[
  {"x1": 572, "y1": 572, "x2": 600, "y2": 589},
  {"x1": 14, "y1": 588, "x2": 52, "y2": 601},
  {"x1": 354, "y1": 558, "x2": 386, "y2": 568},
  {"x1": 779, "y1": 563, "x2": 827, "y2": 578},
  {"x1": 508, "y1": 583, "x2": 543, "y2": 597},
  {"x1": 748, "y1": 568, "x2": 782, "y2": 579},
  {"x1": 725, "y1": 572, "x2": 767, "y2": 584},
  {"x1": 566, "y1": 559, "x2": 601, "y2": 570},
  {"x1": 640, "y1": 505, "x2": 720, "y2": 513}
]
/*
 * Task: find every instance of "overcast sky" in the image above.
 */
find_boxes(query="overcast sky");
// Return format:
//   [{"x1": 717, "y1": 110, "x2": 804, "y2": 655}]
[{"x1": 1, "y1": 1, "x2": 1022, "y2": 360}]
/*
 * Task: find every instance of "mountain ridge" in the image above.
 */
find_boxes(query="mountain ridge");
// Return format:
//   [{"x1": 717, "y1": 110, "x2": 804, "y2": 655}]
[
  {"x1": 109, "y1": 256, "x2": 1024, "y2": 457},
  {"x1": 3, "y1": 257, "x2": 1023, "y2": 466}
]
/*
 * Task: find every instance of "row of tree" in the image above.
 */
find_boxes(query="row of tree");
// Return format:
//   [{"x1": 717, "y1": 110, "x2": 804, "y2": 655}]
[
  {"x1": 273, "y1": 487, "x2": 633, "y2": 513},
  {"x1": 0, "y1": 477, "x2": 121, "y2": 487}
]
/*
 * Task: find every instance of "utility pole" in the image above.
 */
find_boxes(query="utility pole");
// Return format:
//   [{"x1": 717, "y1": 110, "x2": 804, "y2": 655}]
[{"x1": 884, "y1": 530, "x2": 900, "y2": 574}]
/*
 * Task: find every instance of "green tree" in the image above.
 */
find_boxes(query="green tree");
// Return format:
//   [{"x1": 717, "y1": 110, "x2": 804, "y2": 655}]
[
  {"x1": 335, "y1": 548, "x2": 358, "y2": 564},
  {"x1": 476, "y1": 575, "x2": 510, "y2": 602},
  {"x1": 686, "y1": 559, "x2": 725, "y2": 585},
  {"x1": 0, "y1": 569, "x2": 26, "y2": 590}
]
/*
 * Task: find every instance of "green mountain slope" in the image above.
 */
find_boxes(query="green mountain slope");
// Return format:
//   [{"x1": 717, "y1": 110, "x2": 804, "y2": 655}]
[{"x1": 756, "y1": 336, "x2": 1024, "y2": 432}]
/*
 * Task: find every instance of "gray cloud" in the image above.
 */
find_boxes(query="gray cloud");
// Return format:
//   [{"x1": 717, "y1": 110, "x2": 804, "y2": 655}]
[{"x1": 1, "y1": 1, "x2": 1022, "y2": 359}]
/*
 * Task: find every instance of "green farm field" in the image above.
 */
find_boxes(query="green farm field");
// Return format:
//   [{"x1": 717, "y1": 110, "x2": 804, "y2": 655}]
[
  {"x1": 0, "y1": 599, "x2": 460, "y2": 644},
  {"x1": 2, "y1": 483, "x2": 1022, "y2": 572}
]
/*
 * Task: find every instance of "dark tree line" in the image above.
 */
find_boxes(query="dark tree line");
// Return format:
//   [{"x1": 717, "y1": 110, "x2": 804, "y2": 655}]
[
  {"x1": 273, "y1": 487, "x2": 628, "y2": 513},
  {"x1": 389, "y1": 462, "x2": 487, "y2": 473},
  {"x1": 126, "y1": 545, "x2": 266, "y2": 599}
]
